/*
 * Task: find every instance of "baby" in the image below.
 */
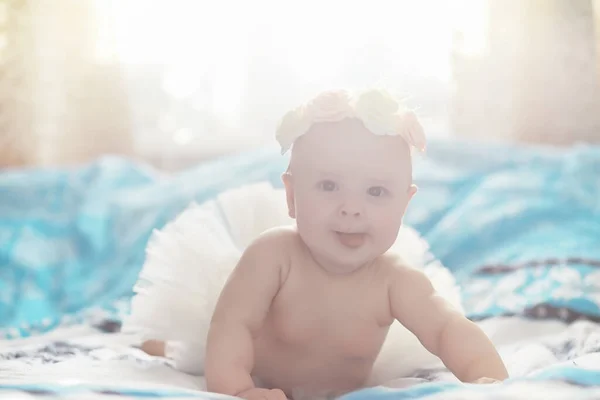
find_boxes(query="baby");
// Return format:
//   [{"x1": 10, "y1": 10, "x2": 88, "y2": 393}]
[{"x1": 201, "y1": 89, "x2": 508, "y2": 399}]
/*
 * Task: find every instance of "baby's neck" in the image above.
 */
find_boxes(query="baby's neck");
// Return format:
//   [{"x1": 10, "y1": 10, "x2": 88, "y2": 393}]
[{"x1": 301, "y1": 243, "x2": 376, "y2": 279}]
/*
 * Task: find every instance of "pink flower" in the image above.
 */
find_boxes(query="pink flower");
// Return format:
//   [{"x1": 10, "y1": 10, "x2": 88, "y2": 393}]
[
  {"x1": 397, "y1": 110, "x2": 427, "y2": 152},
  {"x1": 304, "y1": 90, "x2": 355, "y2": 123}
]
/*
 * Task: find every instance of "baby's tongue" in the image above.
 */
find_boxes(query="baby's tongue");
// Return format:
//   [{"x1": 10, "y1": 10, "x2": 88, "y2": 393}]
[{"x1": 336, "y1": 232, "x2": 365, "y2": 248}]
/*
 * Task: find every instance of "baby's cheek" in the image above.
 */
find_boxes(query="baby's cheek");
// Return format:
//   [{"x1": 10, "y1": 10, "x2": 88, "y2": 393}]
[
  {"x1": 298, "y1": 195, "x2": 334, "y2": 220},
  {"x1": 378, "y1": 210, "x2": 403, "y2": 229},
  {"x1": 302, "y1": 199, "x2": 325, "y2": 216},
  {"x1": 295, "y1": 200, "x2": 332, "y2": 234},
  {"x1": 371, "y1": 213, "x2": 403, "y2": 242}
]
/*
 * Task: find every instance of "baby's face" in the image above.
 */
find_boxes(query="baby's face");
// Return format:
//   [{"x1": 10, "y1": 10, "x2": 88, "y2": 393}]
[{"x1": 284, "y1": 118, "x2": 416, "y2": 274}]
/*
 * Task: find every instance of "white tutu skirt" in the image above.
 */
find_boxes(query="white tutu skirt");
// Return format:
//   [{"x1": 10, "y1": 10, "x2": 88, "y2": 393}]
[{"x1": 121, "y1": 182, "x2": 464, "y2": 386}]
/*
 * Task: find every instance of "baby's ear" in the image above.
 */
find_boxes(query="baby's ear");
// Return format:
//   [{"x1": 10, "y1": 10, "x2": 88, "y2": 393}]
[
  {"x1": 401, "y1": 184, "x2": 418, "y2": 217},
  {"x1": 408, "y1": 184, "x2": 418, "y2": 199},
  {"x1": 281, "y1": 172, "x2": 296, "y2": 218}
]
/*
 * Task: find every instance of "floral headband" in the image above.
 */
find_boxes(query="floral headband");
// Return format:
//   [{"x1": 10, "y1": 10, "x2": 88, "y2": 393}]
[{"x1": 275, "y1": 89, "x2": 426, "y2": 155}]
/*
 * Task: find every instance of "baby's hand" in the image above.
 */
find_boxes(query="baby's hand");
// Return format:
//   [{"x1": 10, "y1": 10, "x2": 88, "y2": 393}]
[
  {"x1": 141, "y1": 340, "x2": 165, "y2": 357},
  {"x1": 237, "y1": 388, "x2": 288, "y2": 400}
]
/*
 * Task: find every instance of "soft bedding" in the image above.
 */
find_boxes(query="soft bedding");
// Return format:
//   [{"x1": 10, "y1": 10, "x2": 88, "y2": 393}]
[
  {"x1": 2, "y1": 318, "x2": 600, "y2": 399},
  {"x1": 1, "y1": 138, "x2": 600, "y2": 399}
]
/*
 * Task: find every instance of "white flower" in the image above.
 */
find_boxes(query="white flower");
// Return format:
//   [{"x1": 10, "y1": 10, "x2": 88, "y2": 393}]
[
  {"x1": 354, "y1": 89, "x2": 426, "y2": 151},
  {"x1": 275, "y1": 105, "x2": 312, "y2": 155},
  {"x1": 354, "y1": 89, "x2": 400, "y2": 136}
]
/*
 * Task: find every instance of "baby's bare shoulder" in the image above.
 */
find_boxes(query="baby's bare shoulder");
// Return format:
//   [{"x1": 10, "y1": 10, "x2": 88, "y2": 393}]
[
  {"x1": 251, "y1": 225, "x2": 302, "y2": 250},
  {"x1": 378, "y1": 252, "x2": 417, "y2": 275},
  {"x1": 379, "y1": 253, "x2": 433, "y2": 294},
  {"x1": 241, "y1": 225, "x2": 300, "y2": 275}
]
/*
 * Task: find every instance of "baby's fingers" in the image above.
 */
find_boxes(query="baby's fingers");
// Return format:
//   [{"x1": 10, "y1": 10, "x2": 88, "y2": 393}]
[
  {"x1": 472, "y1": 377, "x2": 501, "y2": 384},
  {"x1": 267, "y1": 388, "x2": 288, "y2": 399},
  {"x1": 238, "y1": 388, "x2": 288, "y2": 400}
]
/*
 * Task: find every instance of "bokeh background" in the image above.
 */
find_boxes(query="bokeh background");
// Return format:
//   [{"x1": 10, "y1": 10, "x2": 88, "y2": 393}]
[{"x1": 2, "y1": 0, "x2": 600, "y2": 170}]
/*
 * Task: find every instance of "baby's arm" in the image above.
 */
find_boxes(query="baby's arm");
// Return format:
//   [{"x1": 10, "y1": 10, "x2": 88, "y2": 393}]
[
  {"x1": 205, "y1": 230, "x2": 287, "y2": 398},
  {"x1": 389, "y1": 264, "x2": 508, "y2": 383}
]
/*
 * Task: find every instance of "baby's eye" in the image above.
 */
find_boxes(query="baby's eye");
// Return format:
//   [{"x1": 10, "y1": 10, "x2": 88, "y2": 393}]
[
  {"x1": 317, "y1": 180, "x2": 338, "y2": 192},
  {"x1": 367, "y1": 186, "x2": 387, "y2": 197}
]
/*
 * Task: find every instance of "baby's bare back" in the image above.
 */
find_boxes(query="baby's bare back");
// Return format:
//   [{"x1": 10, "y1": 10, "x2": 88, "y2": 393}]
[{"x1": 249, "y1": 231, "x2": 395, "y2": 398}]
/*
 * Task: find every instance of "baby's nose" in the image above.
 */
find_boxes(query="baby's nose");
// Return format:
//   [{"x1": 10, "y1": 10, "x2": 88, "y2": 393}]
[
  {"x1": 340, "y1": 209, "x2": 360, "y2": 217},
  {"x1": 339, "y1": 201, "x2": 363, "y2": 218}
]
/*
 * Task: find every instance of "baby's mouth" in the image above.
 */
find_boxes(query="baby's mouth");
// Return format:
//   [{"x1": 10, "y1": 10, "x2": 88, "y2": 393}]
[{"x1": 334, "y1": 231, "x2": 366, "y2": 248}]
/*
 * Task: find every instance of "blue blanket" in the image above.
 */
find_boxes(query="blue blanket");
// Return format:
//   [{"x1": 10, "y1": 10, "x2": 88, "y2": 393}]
[
  {"x1": 2, "y1": 317, "x2": 600, "y2": 399},
  {"x1": 1, "y1": 138, "x2": 600, "y2": 398}
]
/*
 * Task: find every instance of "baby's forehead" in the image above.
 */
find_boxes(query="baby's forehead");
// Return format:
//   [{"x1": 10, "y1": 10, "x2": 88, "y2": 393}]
[
  {"x1": 290, "y1": 120, "x2": 412, "y2": 182},
  {"x1": 292, "y1": 119, "x2": 411, "y2": 167},
  {"x1": 302, "y1": 118, "x2": 408, "y2": 147},
  {"x1": 293, "y1": 154, "x2": 410, "y2": 178}
]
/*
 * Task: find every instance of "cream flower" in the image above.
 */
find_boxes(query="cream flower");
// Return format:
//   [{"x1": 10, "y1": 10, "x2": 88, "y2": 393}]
[
  {"x1": 304, "y1": 90, "x2": 355, "y2": 123},
  {"x1": 355, "y1": 89, "x2": 426, "y2": 151},
  {"x1": 275, "y1": 105, "x2": 312, "y2": 155},
  {"x1": 353, "y1": 89, "x2": 400, "y2": 136}
]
